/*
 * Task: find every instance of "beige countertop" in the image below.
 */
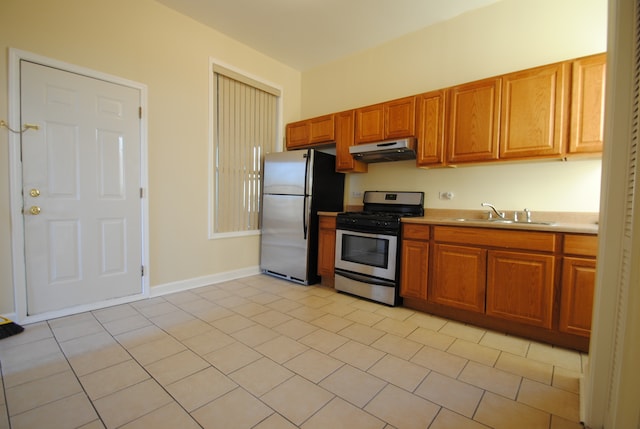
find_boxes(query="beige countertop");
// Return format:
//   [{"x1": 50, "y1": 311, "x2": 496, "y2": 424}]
[{"x1": 318, "y1": 209, "x2": 599, "y2": 235}]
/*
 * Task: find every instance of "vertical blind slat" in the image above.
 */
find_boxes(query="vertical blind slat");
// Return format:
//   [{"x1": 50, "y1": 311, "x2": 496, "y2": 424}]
[{"x1": 214, "y1": 72, "x2": 277, "y2": 233}]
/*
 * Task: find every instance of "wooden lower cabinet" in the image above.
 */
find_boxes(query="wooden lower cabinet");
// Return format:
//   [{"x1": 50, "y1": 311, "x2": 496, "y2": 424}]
[
  {"x1": 400, "y1": 239, "x2": 429, "y2": 300},
  {"x1": 317, "y1": 216, "x2": 337, "y2": 285},
  {"x1": 400, "y1": 224, "x2": 429, "y2": 299},
  {"x1": 486, "y1": 250, "x2": 555, "y2": 329},
  {"x1": 559, "y1": 257, "x2": 596, "y2": 337},
  {"x1": 430, "y1": 243, "x2": 486, "y2": 313},
  {"x1": 401, "y1": 224, "x2": 595, "y2": 351}
]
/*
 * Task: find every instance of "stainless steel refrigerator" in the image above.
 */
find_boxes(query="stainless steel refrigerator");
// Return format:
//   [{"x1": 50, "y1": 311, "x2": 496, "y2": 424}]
[{"x1": 260, "y1": 149, "x2": 345, "y2": 285}]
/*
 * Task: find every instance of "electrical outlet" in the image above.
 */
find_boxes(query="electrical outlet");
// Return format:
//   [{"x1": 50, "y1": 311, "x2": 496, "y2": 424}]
[
  {"x1": 351, "y1": 191, "x2": 363, "y2": 198},
  {"x1": 439, "y1": 191, "x2": 454, "y2": 200}
]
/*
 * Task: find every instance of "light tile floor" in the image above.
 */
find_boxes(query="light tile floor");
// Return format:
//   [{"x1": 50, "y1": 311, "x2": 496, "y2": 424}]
[{"x1": 0, "y1": 274, "x2": 587, "y2": 429}]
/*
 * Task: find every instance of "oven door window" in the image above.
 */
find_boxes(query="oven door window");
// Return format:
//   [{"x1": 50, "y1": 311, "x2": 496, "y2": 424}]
[
  {"x1": 335, "y1": 230, "x2": 397, "y2": 281},
  {"x1": 342, "y1": 234, "x2": 389, "y2": 268}
]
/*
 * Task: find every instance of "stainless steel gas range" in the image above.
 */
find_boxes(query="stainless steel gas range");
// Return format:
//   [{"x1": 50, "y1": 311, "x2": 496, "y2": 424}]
[{"x1": 334, "y1": 191, "x2": 424, "y2": 306}]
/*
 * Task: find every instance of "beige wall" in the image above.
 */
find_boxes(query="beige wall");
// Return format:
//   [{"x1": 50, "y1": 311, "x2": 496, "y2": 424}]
[
  {"x1": 302, "y1": 0, "x2": 607, "y2": 213},
  {"x1": 0, "y1": 0, "x2": 302, "y2": 314}
]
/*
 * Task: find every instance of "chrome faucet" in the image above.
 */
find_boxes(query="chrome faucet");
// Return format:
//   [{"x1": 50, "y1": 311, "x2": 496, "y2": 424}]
[{"x1": 481, "y1": 202, "x2": 506, "y2": 219}]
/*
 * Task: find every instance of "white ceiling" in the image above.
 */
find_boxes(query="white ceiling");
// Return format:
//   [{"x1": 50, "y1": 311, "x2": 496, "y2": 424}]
[{"x1": 156, "y1": 0, "x2": 503, "y2": 71}]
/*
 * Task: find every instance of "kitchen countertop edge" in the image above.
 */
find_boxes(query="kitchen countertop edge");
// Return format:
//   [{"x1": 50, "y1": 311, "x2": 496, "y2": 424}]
[
  {"x1": 317, "y1": 211, "x2": 598, "y2": 234},
  {"x1": 402, "y1": 216, "x2": 598, "y2": 234}
]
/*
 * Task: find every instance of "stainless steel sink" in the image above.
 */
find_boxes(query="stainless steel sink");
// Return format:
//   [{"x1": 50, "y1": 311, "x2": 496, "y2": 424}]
[{"x1": 448, "y1": 218, "x2": 555, "y2": 226}]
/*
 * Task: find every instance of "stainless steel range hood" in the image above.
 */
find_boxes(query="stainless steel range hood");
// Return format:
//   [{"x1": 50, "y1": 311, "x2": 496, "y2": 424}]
[{"x1": 349, "y1": 138, "x2": 416, "y2": 163}]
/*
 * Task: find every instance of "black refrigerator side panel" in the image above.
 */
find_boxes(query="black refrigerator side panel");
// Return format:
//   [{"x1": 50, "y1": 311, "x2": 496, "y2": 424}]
[
  {"x1": 310, "y1": 151, "x2": 345, "y2": 212},
  {"x1": 306, "y1": 151, "x2": 345, "y2": 283}
]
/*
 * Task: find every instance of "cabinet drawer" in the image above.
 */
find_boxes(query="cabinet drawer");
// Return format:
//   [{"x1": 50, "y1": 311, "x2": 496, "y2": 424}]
[
  {"x1": 402, "y1": 223, "x2": 430, "y2": 240},
  {"x1": 319, "y1": 216, "x2": 336, "y2": 229},
  {"x1": 563, "y1": 234, "x2": 598, "y2": 257},
  {"x1": 433, "y1": 226, "x2": 557, "y2": 252}
]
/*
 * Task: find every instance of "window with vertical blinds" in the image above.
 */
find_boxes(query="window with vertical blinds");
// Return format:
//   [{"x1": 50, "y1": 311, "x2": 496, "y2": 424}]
[{"x1": 211, "y1": 65, "x2": 280, "y2": 236}]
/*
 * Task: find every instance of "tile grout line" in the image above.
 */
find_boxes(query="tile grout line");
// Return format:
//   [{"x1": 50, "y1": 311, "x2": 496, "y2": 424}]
[
  {"x1": 89, "y1": 303, "x2": 207, "y2": 429},
  {"x1": 0, "y1": 361, "x2": 12, "y2": 429},
  {"x1": 44, "y1": 317, "x2": 106, "y2": 429},
  {"x1": 6, "y1": 276, "x2": 586, "y2": 429}
]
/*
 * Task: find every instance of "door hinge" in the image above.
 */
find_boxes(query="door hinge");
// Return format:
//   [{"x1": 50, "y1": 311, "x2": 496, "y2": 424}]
[
  {"x1": 141, "y1": 266, "x2": 145, "y2": 276},
  {"x1": 139, "y1": 107, "x2": 142, "y2": 119},
  {"x1": 140, "y1": 187, "x2": 144, "y2": 198}
]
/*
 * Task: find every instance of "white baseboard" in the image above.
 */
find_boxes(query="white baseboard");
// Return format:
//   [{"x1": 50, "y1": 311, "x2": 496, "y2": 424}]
[
  {"x1": 10, "y1": 266, "x2": 262, "y2": 325},
  {"x1": 150, "y1": 266, "x2": 262, "y2": 297},
  {"x1": 0, "y1": 312, "x2": 19, "y2": 323}
]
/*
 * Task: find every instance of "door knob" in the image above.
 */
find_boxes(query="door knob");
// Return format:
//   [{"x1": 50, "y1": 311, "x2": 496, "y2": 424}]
[
  {"x1": 29, "y1": 206, "x2": 41, "y2": 215},
  {"x1": 29, "y1": 188, "x2": 41, "y2": 197}
]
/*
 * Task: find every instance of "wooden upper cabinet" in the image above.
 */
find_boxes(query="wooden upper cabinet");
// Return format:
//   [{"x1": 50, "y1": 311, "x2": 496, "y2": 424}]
[
  {"x1": 500, "y1": 62, "x2": 570, "y2": 159},
  {"x1": 288, "y1": 53, "x2": 605, "y2": 161},
  {"x1": 309, "y1": 114, "x2": 335, "y2": 144},
  {"x1": 335, "y1": 110, "x2": 367, "y2": 173},
  {"x1": 286, "y1": 120, "x2": 310, "y2": 149},
  {"x1": 355, "y1": 96, "x2": 416, "y2": 144},
  {"x1": 569, "y1": 53, "x2": 606, "y2": 154},
  {"x1": 447, "y1": 77, "x2": 501, "y2": 164},
  {"x1": 385, "y1": 96, "x2": 416, "y2": 139},
  {"x1": 416, "y1": 90, "x2": 446, "y2": 167},
  {"x1": 285, "y1": 114, "x2": 335, "y2": 149},
  {"x1": 355, "y1": 103, "x2": 385, "y2": 143}
]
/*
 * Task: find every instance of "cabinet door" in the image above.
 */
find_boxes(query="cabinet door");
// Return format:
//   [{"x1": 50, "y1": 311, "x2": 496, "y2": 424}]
[
  {"x1": 400, "y1": 239, "x2": 429, "y2": 300},
  {"x1": 447, "y1": 77, "x2": 501, "y2": 163},
  {"x1": 286, "y1": 120, "x2": 309, "y2": 149},
  {"x1": 500, "y1": 62, "x2": 569, "y2": 159},
  {"x1": 569, "y1": 53, "x2": 606, "y2": 154},
  {"x1": 486, "y1": 250, "x2": 555, "y2": 328},
  {"x1": 430, "y1": 243, "x2": 487, "y2": 313},
  {"x1": 355, "y1": 103, "x2": 385, "y2": 143},
  {"x1": 416, "y1": 90, "x2": 446, "y2": 166},
  {"x1": 317, "y1": 216, "x2": 337, "y2": 278},
  {"x1": 309, "y1": 114, "x2": 335, "y2": 144},
  {"x1": 559, "y1": 257, "x2": 596, "y2": 337},
  {"x1": 385, "y1": 96, "x2": 416, "y2": 139},
  {"x1": 335, "y1": 110, "x2": 367, "y2": 173}
]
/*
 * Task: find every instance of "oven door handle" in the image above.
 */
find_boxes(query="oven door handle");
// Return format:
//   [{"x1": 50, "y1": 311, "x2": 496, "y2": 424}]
[{"x1": 334, "y1": 269, "x2": 396, "y2": 288}]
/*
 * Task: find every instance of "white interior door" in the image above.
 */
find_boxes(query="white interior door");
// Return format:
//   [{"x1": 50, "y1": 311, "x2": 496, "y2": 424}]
[{"x1": 20, "y1": 60, "x2": 143, "y2": 315}]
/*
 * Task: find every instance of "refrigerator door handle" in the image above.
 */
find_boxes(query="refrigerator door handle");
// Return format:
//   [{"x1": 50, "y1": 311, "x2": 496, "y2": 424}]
[
  {"x1": 304, "y1": 149, "x2": 313, "y2": 196},
  {"x1": 303, "y1": 149, "x2": 312, "y2": 240},
  {"x1": 303, "y1": 197, "x2": 308, "y2": 239}
]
